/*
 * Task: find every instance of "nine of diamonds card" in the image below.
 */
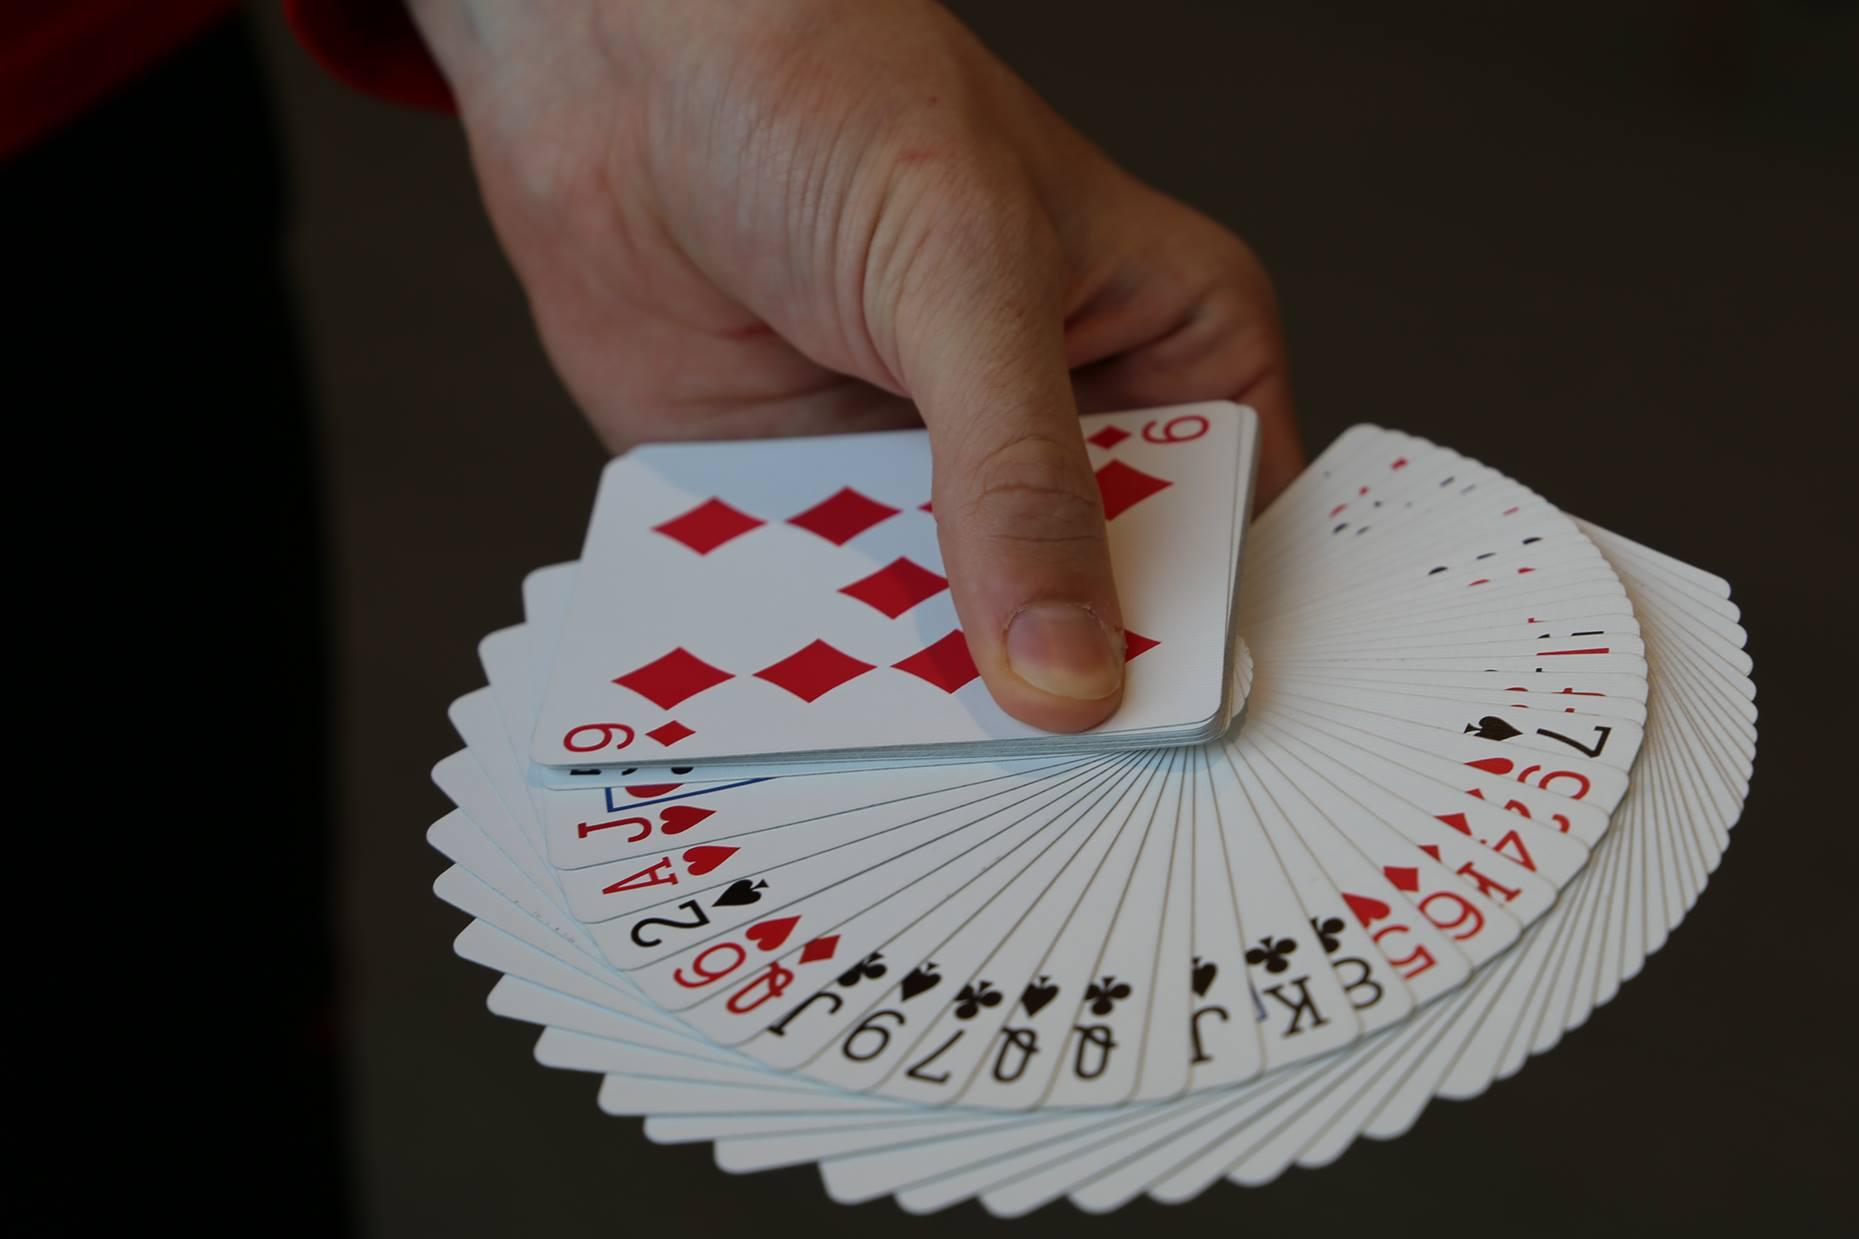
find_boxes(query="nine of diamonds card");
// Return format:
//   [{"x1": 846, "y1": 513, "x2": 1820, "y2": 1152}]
[
  {"x1": 426, "y1": 416, "x2": 1756, "y2": 1216},
  {"x1": 530, "y1": 402, "x2": 1257, "y2": 779}
]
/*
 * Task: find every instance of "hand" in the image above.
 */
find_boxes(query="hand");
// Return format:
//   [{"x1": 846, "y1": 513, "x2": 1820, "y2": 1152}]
[{"x1": 409, "y1": 0, "x2": 1301, "y2": 732}]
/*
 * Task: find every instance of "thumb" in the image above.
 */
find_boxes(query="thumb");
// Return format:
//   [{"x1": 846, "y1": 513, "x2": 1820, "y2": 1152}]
[{"x1": 892, "y1": 196, "x2": 1126, "y2": 733}]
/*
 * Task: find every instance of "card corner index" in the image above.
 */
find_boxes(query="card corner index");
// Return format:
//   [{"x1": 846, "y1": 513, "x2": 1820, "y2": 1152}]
[{"x1": 526, "y1": 704, "x2": 598, "y2": 768}]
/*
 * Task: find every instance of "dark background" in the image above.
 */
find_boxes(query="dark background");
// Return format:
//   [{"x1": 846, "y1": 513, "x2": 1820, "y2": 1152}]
[{"x1": 157, "y1": 1, "x2": 1859, "y2": 1233}]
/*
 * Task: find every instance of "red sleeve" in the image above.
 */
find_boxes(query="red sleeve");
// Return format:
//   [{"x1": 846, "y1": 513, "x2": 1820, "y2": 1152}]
[
  {"x1": 1, "y1": 0, "x2": 240, "y2": 159},
  {"x1": 283, "y1": 0, "x2": 454, "y2": 113}
]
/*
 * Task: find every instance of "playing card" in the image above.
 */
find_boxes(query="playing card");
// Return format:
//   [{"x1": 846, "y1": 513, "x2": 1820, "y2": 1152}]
[{"x1": 531, "y1": 404, "x2": 1258, "y2": 773}]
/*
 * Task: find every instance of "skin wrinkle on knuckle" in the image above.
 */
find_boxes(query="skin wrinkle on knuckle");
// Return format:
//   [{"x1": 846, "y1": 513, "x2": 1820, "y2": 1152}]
[
  {"x1": 960, "y1": 432, "x2": 1103, "y2": 548},
  {"x1": 866, "y1": 158, "x2": 1031, "y2": 372},
  {"x1": 715, "y1": 68, "x2": 800, "y2": 246},
  {"x1": 837, "y1": 122, "x2": 936, "y2": 387},
  {"x1": 857, "y1": 170, "x2": 936, "y2": 387},
  {"x1": 877, "y1": 145, "x2": 1054, "y2": 332}
]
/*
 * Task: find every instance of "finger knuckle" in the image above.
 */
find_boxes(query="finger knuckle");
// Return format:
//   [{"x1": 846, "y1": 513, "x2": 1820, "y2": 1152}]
[
  {"x1": 882, "y1": 144, "x2": 1058, "y2": 289},
  {"x1": 964, "y1": 433, "x2": 1103, "y2": 546}
]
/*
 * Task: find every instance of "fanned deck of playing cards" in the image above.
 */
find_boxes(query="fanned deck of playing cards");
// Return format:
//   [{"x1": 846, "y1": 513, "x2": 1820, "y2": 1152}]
[{"x1": 428, "y1": 405, "x2": 1757, "y2": 1215}]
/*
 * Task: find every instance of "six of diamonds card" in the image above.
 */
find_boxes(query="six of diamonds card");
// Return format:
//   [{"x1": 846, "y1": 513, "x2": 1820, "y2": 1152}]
[{"x1": 427, "y1": 407, "x2": 1756, "y2": 1216}]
